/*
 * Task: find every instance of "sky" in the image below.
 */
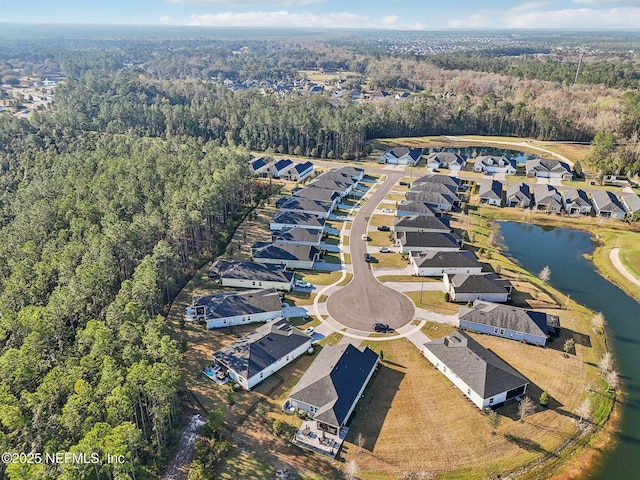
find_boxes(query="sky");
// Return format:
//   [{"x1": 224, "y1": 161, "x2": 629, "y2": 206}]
[{"x1": 2, "y1": 0, "x2": 640, "y2": 30}]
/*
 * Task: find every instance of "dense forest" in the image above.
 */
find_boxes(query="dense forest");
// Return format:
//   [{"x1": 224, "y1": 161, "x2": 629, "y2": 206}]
[{"x1": 1, "y1": 27, "x2": 640, "y2": 479}]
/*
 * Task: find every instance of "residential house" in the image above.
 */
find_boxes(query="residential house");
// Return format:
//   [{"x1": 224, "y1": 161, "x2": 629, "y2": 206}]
[
  {"x1": 478, "y1": 179, "x2": 503, "y2": 206},
  {"x1": 458, "y1": 300, "x2": 560, "y2": 346},
  {"x1": 444, "y1": 273, "x2": 511, "y2": 303},
  {"x1": 307, "y1": 177, "x2": 354, "y2": 198},
  {"x1": 411, "y1": 250, "x2": 483, "y2": 277},
  {"x1": 425, "y1": 152, "x2": 466, "y2": 172},
  {"x1": 591, "y1": 190, "x2": 627, "y2": 219},
  {"x1": 270, "y1": 159, "x2": 295, "y2": 178},
  {"x1": 332, "y1": 166, "x2": 365, "y2": 182},
  {"x1": 379, "y1": 147, "x2": 423, "y2": 166},
  {"x1": 621, "y1": 192, "x2": 640, "y2": 217},
  {"x1": 291, "y1": 188, "x2": 341, "y2": 208},
  {"x1": 270, "y1": 211, "x2": 326, "y2": 232},
  {"x1": 393, "y1": 215, "x2": 451, "y2": 234},
  {"x1": 533, "y1": 184, "x2": 563, "y2": 213},
  {"x1": 413, "y1": 174, "x2": 462, "y2": 190},
  {"x1": 395, "y1": 92, "x2": 410, "y2": 100},
  {"x1": 396, "y1": 201, "x2": 442, "y2": 218},
  {"x1": 397, "y1": 231, "x2": 463, "y2": 254},
  {"x1": 562, "y1": 188, "x2": 592, "y2": 215},
  {"x1": 185, "y1": 288, "x2": 284, "y2": 329},
  {"x1": 279, "y1": 197, "x2": 334, "y2": 218},
  {"x1": 526, "y1": 158, "x2": 572, "y2": 180},
  {"x1": 284, "y1": 161, "x2": 315, "y2": 182},
  {"x1": 423, "y1": 331, "x2": 529, "y2": 409},
  {"x1": 252, "y1": 242, "x2": 321, "y2": 270},
  {"x1": 272, "y1": 228, "x2": 323, "y2": 247},
  {"x1": 288, "y1": 344, "x2": 378, "y2": 437},
  {"x1": 505, "y1": 183, "x2": 531, "y2": 208},
  {"x1": 249, "y1": 156, "x2": 272, "y2": 177},
  {"x1": 208, "y1": 260, "x2": 294, "y2": 291},
  {"x1": 404, "y1": 190, "x2": 460, "y2": 211},
  {"x1": 408, "y1": 181, "x2": 459, "y2": 196},
  {"x1": 212, "y1": 318, "x2": 312, "y2": 390},
  {"x1": 473, "y1": 156, "x2": 517, "y2": 175}
]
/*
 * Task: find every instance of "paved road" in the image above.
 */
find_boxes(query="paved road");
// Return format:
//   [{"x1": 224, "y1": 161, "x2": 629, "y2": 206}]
[{"x1": 326, "y1": 172, "x2": 416, "y2": 331}]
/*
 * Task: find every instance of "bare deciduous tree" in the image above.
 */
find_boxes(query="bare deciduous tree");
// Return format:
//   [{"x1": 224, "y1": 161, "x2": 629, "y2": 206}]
[
  {"x1": 563, "y1": 338, "x2": 576, "y2": 356},
  {"x1": 605, "y1": 370, "x2": 619, "y2": 392},
  {"x1": 356, "y1": 433, "x2": 366, "y2": 454},
  {"x1": 518, "y1": 396, "x2": 536, "y2": 422},
  {"x1": 576, "y1": 398, "x2": 592, "y2": 424},
  {"x1": 486, "y1": 409, "x2": 501, "y2": 434},
  {"x1": 592, "y1": 312, "x2": 606, "y2": 332},
  {"x1": 343, "y1": 459, "x2": 359, "y2": 480},
  {"x1": 538, "y1": 265, "x2": 551, "y2": 283},
  {"x1": 598, "y1": 351, "x2": 613, "y2": 372}
]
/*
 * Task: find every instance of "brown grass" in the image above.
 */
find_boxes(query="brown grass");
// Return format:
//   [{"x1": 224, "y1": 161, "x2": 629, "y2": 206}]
[
  {"x1": 368, "y1": 215, "x2": 395, "y2": 227},
  {"x1": 371, "y1": 253, "x2": 410, "y2": 269},
  {"x1": 404, "y1": 290, "x2": 460, "y2": 315},
  {"x1": 421, "y1": 321, "x2": 456, "y2": 339}
]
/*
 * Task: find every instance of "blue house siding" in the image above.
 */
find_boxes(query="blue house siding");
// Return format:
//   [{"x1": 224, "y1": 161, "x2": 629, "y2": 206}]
[{"x1": 459, "y1": 320, "x2": 547, "y2": 346}]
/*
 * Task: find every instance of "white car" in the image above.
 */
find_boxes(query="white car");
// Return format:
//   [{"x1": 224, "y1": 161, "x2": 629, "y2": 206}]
[
  {"x1": 295, "y1": 279, "x2": 312, "y2": 288},
  {"x1": 304, "y1": 327, "x2": 315, "y2": 335},
  {"x1": 382, "y1": 208, "x2": 393, "y2": 213},
  {"x1": 379, "y1": 247, "x2": 391, "y2": 253},
  {"x1": 361, "y1": 234, "x2": 368, "y2": 241}
]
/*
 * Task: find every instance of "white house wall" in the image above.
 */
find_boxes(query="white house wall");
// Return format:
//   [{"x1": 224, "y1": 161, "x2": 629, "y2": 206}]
[
  {"x1": 400, "y1": 245, "x2": 460, "y2": 254},
  {"x1": 246, "y1": 340, "x2": 312, "y2": 389},
  {"x1": 450, "y1": 292, "x2": 509, "y2": 303},
  {"x1": 254, "y1": 258, "x2": 315, "y2": 270},
  {"x1": 423, "y1": 347, "x2": 485, "y2": 409},
  {"x1": 220, "y1": 278, "x2": 292, "y2": 292},
  {"x1": 459, "y1": 320, "x2": 547, "y2": 346},
  {"x1": 412, "y1": 263, "x2": 483, "y2": 277},
  {"x1": 206, "y1": 309, "x2": 282, "y2": 330},
  {"x1": 270, "y1": 222, "x2": 325, "y2": 233}
]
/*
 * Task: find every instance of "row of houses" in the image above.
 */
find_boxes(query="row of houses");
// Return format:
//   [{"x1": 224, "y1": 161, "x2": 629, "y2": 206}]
[
  {"x1": 249, "y1": 166, "x2": 365, "y2": 269},
  {"x1": 478, "y1": 179, "x2": 640, "y2": 218},
  {"x1": 250, "y1": 156, "x2": 315, "y2": 182}
]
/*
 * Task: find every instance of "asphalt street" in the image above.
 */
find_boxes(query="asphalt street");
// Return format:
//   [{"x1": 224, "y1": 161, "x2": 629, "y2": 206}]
[{"x1": 326, "y1": 171, "x2": 416, "y2": 332}]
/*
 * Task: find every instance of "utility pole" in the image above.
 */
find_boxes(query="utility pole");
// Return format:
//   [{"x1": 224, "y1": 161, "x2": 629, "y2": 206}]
[{"x1": 574, "y1": 47, "x2": 583, "y2": 85}]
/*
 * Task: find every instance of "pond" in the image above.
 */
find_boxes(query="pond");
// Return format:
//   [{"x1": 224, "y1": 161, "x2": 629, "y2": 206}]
[
  {"x1": 427, "y1": 145, "x2": 538, "y2": 164},
  {"x1": 498, "y1": 221, "x2": 640, "y2": 479}
]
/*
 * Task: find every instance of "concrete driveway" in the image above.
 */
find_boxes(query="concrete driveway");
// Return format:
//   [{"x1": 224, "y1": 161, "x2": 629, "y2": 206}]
[{"x1": 326, "y1": 173, "x2": 416, "y2": 332}]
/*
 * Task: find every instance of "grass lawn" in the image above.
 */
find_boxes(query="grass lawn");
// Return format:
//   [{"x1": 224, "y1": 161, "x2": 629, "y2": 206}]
[
  {"x1": 338, "y1": 272, "x2": 353, "y2": 286},
  {"x1": 404, "y1": 290, "x2": 460, "y2": 315},
  {"x1": 378, "y1": 202, "x2": 396, "y2": 210},
  {"x1": 420, "y1": 321, "x2": 456, "y2": 339},
  {"x1": 367, "y1": 230, "x2": 395, "y2": 247},
  {"x1": 323, "y1": 252, "x2": 342, "y2": 264},
  {"x1": 377, "y1": 275, "x2": 433, "y2": 283},
  {"x1": 368, "y1": 215, "x2": 395, "y2": 227},
  {"x1": 620, "y1": 249, "x2": 640, "y2": 280},
  {"x1": 344, "y1": 252, "x2": 351, "y2": 264},
  {"x1": 300, "y1": 269, "x2": 343, "y2": 285},
  {"x1": 592, "y1": 229, "x2": 640, "y2": 302},
  {"x1": 384, "y1": 193, "x2": 406, "y2": 202},
  {"x1": 371, "y1": 253, "x2": 410, "y2": 269},
  {"x1": 323, "y1": 235, "x2": 340, "y2": 246}
]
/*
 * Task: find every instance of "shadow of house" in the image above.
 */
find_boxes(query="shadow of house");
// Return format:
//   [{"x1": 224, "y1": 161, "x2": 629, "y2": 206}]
[
  {"x1": 492, "y1": 372, "x2": 563, "y2": 421},
  {"x1": 344, "y1": 364, "x2": 405, "y2": 452},
  {"x1": 503, "y1": 434, "x2": 555, "y2": 457},
  {"x1": 546, "y1": 327, "x2": 592, "y2": 354}
]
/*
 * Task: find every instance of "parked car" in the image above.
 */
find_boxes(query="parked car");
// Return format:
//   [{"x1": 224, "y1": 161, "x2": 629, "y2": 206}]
[
  {"x1": 361, "y1": 234, "x2": 368, "y2": 241},
  {"x1": 364, "y1": 253, "x2": 371, "y2": 262},
  {"x1": 379, "y1": 247, "x2": 391, "y2": 253},
  {"x1": 304, "y1": 327, "x2": 315, "y2": 335},
  {"x1": 372, "y1": 323, "x2": 390, "y2": 333},
  {"x1": 295, "y1": 279, "x2": 311, "y2": 288},
  {"x1": 377, "y1": 225, "x2": 390, "y2": 232},
  {"x1": 399, "y1": 181, "x2": 409, "y2": 186},
  {"x1": 382, "y1": 208, "x2": 393, "y2": 213}
]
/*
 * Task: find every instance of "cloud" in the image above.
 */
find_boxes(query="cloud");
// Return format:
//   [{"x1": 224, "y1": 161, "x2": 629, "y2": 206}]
[
  {"x1": 572, "y1": 0, "x2": 640, "y2": 5},
  {"x1": 162, "y1": 11, "x2": 423, "y2": 29},
  {"x1": 448, "y1": 3, "x2": 640, "y2": 29},
  {"x1": 167, "y1": 0, "x2": 324, "y2": 5}
]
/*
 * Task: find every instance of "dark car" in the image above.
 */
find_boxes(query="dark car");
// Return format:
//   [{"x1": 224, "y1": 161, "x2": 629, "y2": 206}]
[
  {"x1": 372, "y1": 323, "x2": 390, "y2": 333},
  {"x1": 377, "y1": 225, "x2": 391, "y2": 232},
  {"x1": 399, "y1": 181, "x2": 409, "y2": 186},
  {"x1": 364, "y1": 252, "x2": 371, "y2": 262}
]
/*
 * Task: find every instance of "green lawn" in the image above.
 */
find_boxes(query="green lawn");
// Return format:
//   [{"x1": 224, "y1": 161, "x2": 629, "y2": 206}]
[
  {"x1": 404, "y1": 290, "x2": 460, "y2": 315},
  {"x1": 620, "y1": 250, "x2": 640, "y2": 280},
  {"x1": 371, "y1": 253, "x2": 410, "y2": 269},
  {"x1": 367, "y1": 230, "x2": 395, "y2": 247},
  {"x1": 300, "y1": 270, "x2": 343, "y2": 285}
]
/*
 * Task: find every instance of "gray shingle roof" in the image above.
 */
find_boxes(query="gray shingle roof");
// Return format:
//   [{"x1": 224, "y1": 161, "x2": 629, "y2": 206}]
[
  {"x1": 394, "y1": 215, "x2": 450, "y2": 231},
  {"x1": 271, "y1": 211, "x2": 326, "y2": 229},
  {"x1": 423, "y1": 331, "x2": 529, "y2": 398},
  {"x1": 478, "y1": 180, "x2": 503, "y2": 201},
  {"x1": 426, "y1": 152, "x2": 466, "y2": 166},
  {"x1": 448, "y1": 274, "x2": 509, "y2": 294},
  {"x1": 280, "y1": 197, "x2": 333, "y2": 214},
  {"x1": 399, "y1": 231, "x2": 462, "y2": 249},
  {"x1": 213, "y1": 318, "x2": 311, "y2": 380},
  {"x1": 273, "y1": 228, "x2": 322, "y2": 244},
  {"x1": 506, "y1": 182, "x2": 531, "y2": 202},
  {"x1": 591, "y1": 189, "x2": 626, "y2": 215},
  {"x1": 288, "y1": 344, "x2": 378, "y2": 428},
  {"x1": 413, "y1": 174, "x2": 461, "y2": 188},
  {"x1": 292, "y1": 187, "x2": 340, "y2": 203},
  {"x1": 384, "y1": 147, "x2": 422, "y2": 161},
  {"x1": 562, "y1": 188, "x2": 591, "y2": 208},
  {"x1": 409, "y1": 182, "x2": 458, "y2": 195},
  {"x1": 397, "y1": 201, "x2": 441, "y2": 216},
  {"x1": 192, "y1": 288, "x2": 282, "y2": 319},
  {"x1": 526, "y1": 158, "x2": 571, "y2": 176},
  {"x1": 459, "y1": 300, "x2": 559, "y2": 337},
  {"x1": 209, "y1": 260, "x2": 294, "y2": 284},
  {"x1": 621, "y1": 192, "x2": 640, "y2": 214},
  {"x1": 412, "y1": 250, "x2": 481, "y2": 268},
  {"x1": 533, "y1": 184, "x2": 562, "y2": 209},
  {"x1": 405, "y1": 191, "x2": 459, "y2": 207},
  {"x1": 253, "y1": 243, "x2": 320, "y2": 262}
]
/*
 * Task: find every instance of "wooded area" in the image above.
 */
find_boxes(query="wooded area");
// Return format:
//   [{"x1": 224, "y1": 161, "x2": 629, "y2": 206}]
[{"x1": 1, "y1": 27, "x2": 640, "y2": 479}]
